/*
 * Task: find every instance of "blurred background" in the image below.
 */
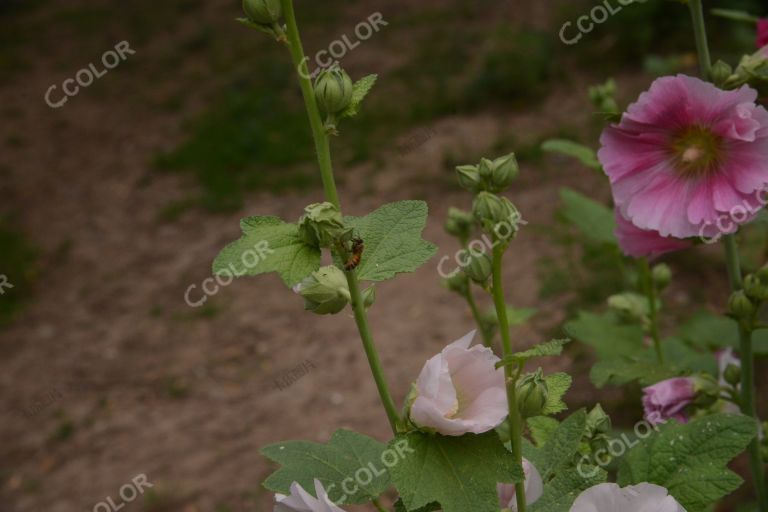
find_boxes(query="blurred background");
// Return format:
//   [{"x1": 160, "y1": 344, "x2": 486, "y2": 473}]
[{"x1": 1, "y1": 0, "x2": 767, "y2": 510}]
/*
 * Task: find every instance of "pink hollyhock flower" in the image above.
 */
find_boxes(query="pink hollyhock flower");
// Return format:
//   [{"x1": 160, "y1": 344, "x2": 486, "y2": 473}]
[
  {"x1": 570, "y1": 483, "x2": 686, "y2": 512},
  {"x1": 599, "y1": 75, "x2": 768, "y2": 239},
  {"x1": 615, "y1": 209, "x2": 692, "y2": 259},
  {"x1": 274, "y1": 479, "x2": 346, "y2": 512},
  {"x1": 642, "y1": 377, "x2": 696, "y2": 425},
  {"x1": 758, "y1": 19, "x2": 768, "y2": 49},
  {"x1": 497, "y1": 458, "x2": 544, "y2": 511},
  {"x1": 410, "y1": 330, "x2": 507, "y2": 436}
]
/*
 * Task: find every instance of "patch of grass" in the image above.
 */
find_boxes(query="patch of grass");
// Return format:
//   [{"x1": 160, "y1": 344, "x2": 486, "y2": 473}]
[{"x1": 0, "y1": 219, "x2": 37, "y2": 326}]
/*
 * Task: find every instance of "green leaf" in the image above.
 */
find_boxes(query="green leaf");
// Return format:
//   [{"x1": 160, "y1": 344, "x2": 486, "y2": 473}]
[
  {"x1": 345, "y1": 201, "x2": 437, "y2": 282},
  {"x1": 261, "y1": 429, "x2": 390, "y2": 505},
  {"x1": 565, "y1": 311, "x2": 644, "y2": 359},
  {"x1": 496, "y1": 339, "x2": 570, "y2": 368},
  {"x1": 590, "y1": 357, "x2": 677, "y2": 388},
  {"x1": 340, "y1": 74, "x2": 377, "y2": 118},
  {"x1": 394, "y1": 500, "x2": 441, "y2": 512},
  {"x1": 680, "y1": 311, "x2": 768, "y2": 354},
  {"x1": 559, "y1": 188, "x2": 617, "y2": 246},
  {"x1": 529, "y1": 466, "x2": 607, "y2": 512},
  {"x1": 618, "y1": 414, "x2": 758, "y2": 512},
  {"x1": 528, "y1": 409, "x2": 587, "y2": 479},
  {"x1": 527, "y1": 416, "x2": 560, "y2": 447},
  {"x1": 542, "y1": 373, "x2": 572, "y2": 415},
  {"x1": 542, "y1": 139, "x2": 602, "y2": 170},
  {"x1": 213, "y1": 216, "x2": 320, "y2": 286},
  {"x1": 388, "y1": 431, "x2": 523, "y2": 512}
]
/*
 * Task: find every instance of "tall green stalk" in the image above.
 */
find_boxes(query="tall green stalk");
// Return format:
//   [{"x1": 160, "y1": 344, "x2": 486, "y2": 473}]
[
  {"x1": 280, "y1": 0, "x2": 400, "y2": 434},
  {"x1": 640, "y1": 258, "x2": 664, "y2": 364},
  {"x1": 491, "y1": 244, "x2": 527, "y2": 512},
  {"x1": 687, "y1": 1, "x2": 767, "y2": 505}
]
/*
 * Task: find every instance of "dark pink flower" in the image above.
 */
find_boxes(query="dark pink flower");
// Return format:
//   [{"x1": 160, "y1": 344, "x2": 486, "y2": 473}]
[
  {"x1": 599, "y1": 75, "x2": 768, "y2": 239},
  {"x1": 642, "y1": 377, "x2": 696, "y2": 425},
  {"x1": 615, "y1": 209, "x2": 692, "y2": 259},
  {"x1": 758, "y1": 19, "x2": 768, "y2": 49}
]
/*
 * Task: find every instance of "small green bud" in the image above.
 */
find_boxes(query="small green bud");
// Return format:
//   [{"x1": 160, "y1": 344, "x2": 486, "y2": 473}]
[
  {"x1": 711, "y1": 60, "x2": 734, "y2": 88},
  {"x1": 607, "y1": 292, "x2": 649, "y2": 322},
  {"x1": 465, "y1": 251, "x2": 492, "y2": 285},
  {"x1": 297, "y1": 202, "x2": 346, "y2": 248},
  {"x1": 651, "y1": 263, "x2": 672, "y2": 289},
  {"x1": 516, "y1": 369, "x2": 549, "y2": 419},
  {"x1": 586, "y1": 404, "x2": 612, "y2": 437},
  {"x1": 456, "y1": 165, "x2": 482, "y2": 193},
  {"x1": 472, "y1": 192, "x2": 521, "y2": 241},
  {"x1": 443, "y1": 271, "x2": 469, "y2": 296},
  {"x1": 295, "y1": 266, "x2": 350, "y2": 315},
  {"x1": 478, "y1": 158, "x2": 494, "y2": 181},
  {"x1": 728, "y1": 290, "x2": 756, "y2": 320},
  {"x1": 756, "y1": 263, "x2": 768, "y2": 283},
  {"x1": 692, "y1": 374, "x2": 721, "y2": 408},
  {"x1": 743, "y1": 274, "x2": 767, "y2": 301},
  {"x1": 444, "y1": 207, "x2": 474, "y2": 240},
  {"x1": 362, "y1": 285, "x2": 376, "y2": 309},
  {"x1": 314, "y1": 68, "x2": 354, "y2": 115},
  {"x1": 723, "y1": 364, "x2": 741, "y2": 388},
  {"x1": 242, "y1": 0, "x2": 282, "y2": 25},
  {"x1": 488, "y1": 153, "x2": 519, "y2": 192},
  {"x1": 589, "y1": 434, "x2": 612, "y2": 460},
  {"x1": 588, "y1": 79, "x2": 620, "y2": 119}
]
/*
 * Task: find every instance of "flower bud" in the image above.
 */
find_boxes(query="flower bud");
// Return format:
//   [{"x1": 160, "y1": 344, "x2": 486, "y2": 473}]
[
  {"x1": 444, "y1": 207, "x2": 474, "y2": 240},
  {"x1": 691, "y1": 374, "x2": 720, "y2": 408},
  {"x1": 362, "y1": 285, "x2": 376, "y2": 309},
  {"x1": 586, "y1": 403, "x2": 612, "y2": 436},
  {"x1": 295, "y1": 266, "x2": 350, "y2": 315},
  {"x1": 314, "y1": 68, "x2": 353, "y2": 115},
  {"x1": 443, "y1": 271, "x2": 469, "y2": 296},
  {"x1": 724, "y1": 363, "x2": 742, "y2": 387},
  {"x1": 651, "y1": 263, "x2": 672, "y2": 289},
  {"x1": 588, "y1": 79, "x2": 620, "y2": 119},
  {"x1": 744, "y1": 273, "x2": 768, "y2": 302},
  {"x1": 242, "y1": 0, "x2": 282, "y2": 25},
  {"x1": 472, "y1": 192, "x2": 520, "y2": 241},
  {"x1": 756, "y1": 263, "x2": 768, "y2": 283},
  {"x1": 456, "y1": 165, "x2": 482, "y2": 193},
  {"x1": 478, "y1": 158, "x2": 494, "y2": 181},
  {"x1": 728, "y1": 290, "x2": 756, "y2": 320},
  {"x1": 589, "y1": 434, "x2": 612, "y2": 461},
  {"x1": 297, "y1": 202, "x2": 346, "y2": 248},
  {"x1": 516, "y1": 369, "x2": 549, "y2": 419},
  {"x1": 607, "y1": 292, "x2": 649, "y2": 322},
  {"x1": 488, "y1": 153, "x2": 519, "y2": 192},
  {"x1": 711, "y1": 60, "x2": 734, "y2": 88},
  {"x1": 465, "y1": 251, "x2": 492, "y2": 285}
]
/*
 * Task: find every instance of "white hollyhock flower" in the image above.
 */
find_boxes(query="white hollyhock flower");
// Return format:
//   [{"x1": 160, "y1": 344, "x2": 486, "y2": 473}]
[
  {"x1": 410, "y1": 330, "x2": 508, "y2": 436},
  {"x1": 274, "y1": 479, "x2": 346, "y2": 512},
  {"x1": 570, "y1": 483, "x2": 686, "y2": 512},
  {"x1": 497, "y1": 458, "x2": 544, "y2": 510}
]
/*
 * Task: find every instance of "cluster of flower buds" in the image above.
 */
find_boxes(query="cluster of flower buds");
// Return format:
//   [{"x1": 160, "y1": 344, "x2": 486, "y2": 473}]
[
  {"x1": 729, "y1": 263, "x2": 768, "y2": 326},
  {"x1": 456, "y1": 153, "x2": 519, "y2": 194},
  {"x1": 516, "y1": 369, "x2": 549, "y2": 418},
  {"x1": 588, "y1": 79, "x2": 620, "y2": 121},
  {"x1": 297, "y1": 202, "x2": 349, "y2": 248},
  {"x1": 314, "y1": 68, "x2": 354, "y2": 133},
  {"x1": 294, "y1": 266, "x2": 351, "y2": 315},
  {"x1": 583, "y1": 404, "x2": 612, "y2": 459},
  {"x1": 717, "y1": 51, "x2": 768, "y2": 94},
  {"x1": 472, "y1": 191, "x2": 522, "y2": 243}
]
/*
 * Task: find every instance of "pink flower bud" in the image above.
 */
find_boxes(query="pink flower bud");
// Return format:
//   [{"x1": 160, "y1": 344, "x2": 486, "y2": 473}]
[
  {"x1": 410, "y1": 331, "x2": 507, "y2": 436},
  {"x1": 642, "y1": 377, "x2": 696, "y2": 425},
  {"x1": 497, "y1": 458, "x2": 544, "y2": 510}
]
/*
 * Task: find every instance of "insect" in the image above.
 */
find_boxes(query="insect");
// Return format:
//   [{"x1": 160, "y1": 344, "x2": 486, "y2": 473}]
[{"x1": 344, "y1": 237, "x2": 364, "y2": 271}]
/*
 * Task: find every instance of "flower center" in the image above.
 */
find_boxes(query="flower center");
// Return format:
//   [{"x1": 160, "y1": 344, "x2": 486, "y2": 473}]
[{"x1": 670, "y1": 125, "x2": 723, "y2": 179}]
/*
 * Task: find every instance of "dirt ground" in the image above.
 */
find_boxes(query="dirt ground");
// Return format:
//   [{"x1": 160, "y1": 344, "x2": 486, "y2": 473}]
[{"x1": 1, "y1": 1, "x2": 762, "y2": 511}]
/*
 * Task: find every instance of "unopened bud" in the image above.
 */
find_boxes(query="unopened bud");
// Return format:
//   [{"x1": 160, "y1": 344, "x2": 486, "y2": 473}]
[
  {"x1": 472, "y1": 192, "x2": 520, "y2": 241},
  {"x1": 242, "y1": 0, "x2": 282, "y2": 25},
  {"x1": 729, "y1": 290, "x2": 756, "y2": 320},
  {"x1": 297, "y1": 202, "x2": 346, "y2": 248},
  {"x1": 692, "y1": 374, "x2": 720, "y2": 408},
  {"x1": 711, "y1": 60, "x2": 734, "y2": 88},
  {"x1": 652, "y1": 263, "x2": 672, "y2": 289},
  {"x1": 314, "y1": 68, "x2": 353, "y2": 115},
  {"x1": 362, "y1": 285, "x2": 376, "y2": 309},
  {"x1": 607, "y1": 292, "x2": 649, "y2": 322},
  {"x1": 488, "y1": 153, "x2": 519, "y2": 192},
  {"x1": 456, "y1": 165, "x2": 482, "y2": 193},
  {"x1": 443, "y1": 271, "x2": 469, "y2": 296},
  {"x1": 465, "y1": 251, "x2": 492, "y2": 285},
  {"x1": 516, "y1": 369, "x2": 549, "y2": 419},
  {"x1": 724, "y1": 364, "x2": 742, "y2": 387},
  {"x1": 444, "y1": 207, "x2": 474, "y2": 240},
  {"x1": 586, "y1": 403, "x2": 612, "y2": 436},
  {"x1": 295, "y1": 266, "x2": 350, "y2": 315}
]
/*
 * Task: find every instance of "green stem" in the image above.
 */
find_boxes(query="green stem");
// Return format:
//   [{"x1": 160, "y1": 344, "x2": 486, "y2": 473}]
[
  {"x1": 640, "y1": 259, "x2": 664, "y2": 364},
  {"x1": 372, "y1": 497, "x2": 388, "y2": 512},
  {"x1": 280, "y1": 0, "x2": 400, "y2": 434},
  {"x1": 723, "y1": 235, "x2": 768, "y2": 510},
  {"x1": 688, "y1": 0, "x2": 712, "y2": 79},
  {"x1": 491, "y1": 244, "x2": 527, "y2": 512}
]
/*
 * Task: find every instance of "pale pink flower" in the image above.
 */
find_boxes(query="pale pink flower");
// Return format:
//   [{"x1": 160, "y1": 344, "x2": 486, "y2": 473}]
[
  {"x1": 497, "y1": 458, "x2": 544, "y2": 511},
  {"x1": 274, "y1": 479, "x2": 346, "y2": 512},
  {"x1": 758, "y1": 19, "x2": 768, "y2": 49},
  {"x1": 615, "y1": 209, "x2": 692, "y2": 259},
  {"x1": 410, "y1": 330, "x2": 507, "y2": 436},
  {"x1": 642, "y1": 377, "x2": 696, "y2": 425},
  {"x1": 570, "y1": 483, "x2": 686, "y2": 512},
  {"x1": 599, "y1": 75, "x2": 768, "y2": 239}
]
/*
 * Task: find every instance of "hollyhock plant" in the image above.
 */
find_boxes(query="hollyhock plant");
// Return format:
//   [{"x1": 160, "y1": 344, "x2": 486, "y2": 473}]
[
  {"x1": 642, "y1": 377, "x2": 696, "y2": 425},
  {"x1": 614, "y1": 209, "x2": 692, "y2": 259},
  {"x1": 570, "y1": 483, "x2": 686, "y2": 512},
  {"x1": 599, "y1": 75, "x2": 768, "y2": 239},
  {"x1": 497, "y1": 458, "x2": 544, "y2": 511},
  {"x1": 409, "y1": 330, "x2": 508, "y2": 436},
  {"x1": 274, "y1": 480, "x2": 346, "y2": 512}
]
